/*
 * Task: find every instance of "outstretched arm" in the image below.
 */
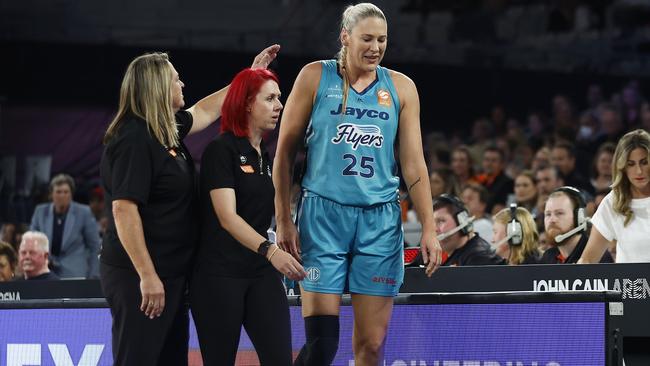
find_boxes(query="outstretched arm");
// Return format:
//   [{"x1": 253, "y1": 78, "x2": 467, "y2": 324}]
[
  {"x1": 393, "y1": 71, "x2": 442, "y2": 277},
  {"x1": 187, "y1": 44, "x2": 281, "y2": 134},
  {"x1": 273, "y1": 62, "x2": 321, "y2": 260}
]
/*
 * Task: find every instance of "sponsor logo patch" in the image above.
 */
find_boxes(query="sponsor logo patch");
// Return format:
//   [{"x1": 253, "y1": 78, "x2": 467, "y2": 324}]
[
  {"x1": 306, "y1": 267, "x2": 321, "y2": 282},
  {"x1": 377, "y1": 89, "x2": 391, "y2": 107},
  {"x1": 240, "y1": 165, "x2": 254, "y2": 173}
]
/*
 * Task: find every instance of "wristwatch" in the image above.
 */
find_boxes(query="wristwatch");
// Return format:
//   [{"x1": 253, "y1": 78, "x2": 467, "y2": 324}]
[{"x1": 257, "y1": 240, "x2": 274, "y2": 257}]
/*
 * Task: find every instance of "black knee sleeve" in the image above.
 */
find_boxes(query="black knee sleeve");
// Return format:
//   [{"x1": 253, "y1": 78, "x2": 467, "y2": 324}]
[{"x1": 293, "y1": 315, "x2": 340, "y2": 366}]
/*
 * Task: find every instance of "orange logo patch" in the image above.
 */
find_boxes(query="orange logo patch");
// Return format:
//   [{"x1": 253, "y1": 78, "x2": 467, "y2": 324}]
[
  {"x1": 377, "y1": 89, "x2": 391, "y2": 107},
  {"x1": 240, "y1": 165, "x2": 255, "y2": 173}
]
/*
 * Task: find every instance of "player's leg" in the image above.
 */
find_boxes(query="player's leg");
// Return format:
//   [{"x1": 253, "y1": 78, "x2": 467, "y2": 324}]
[{"x1": 348, "y1": 200, "x2": 404, "y2": 365}]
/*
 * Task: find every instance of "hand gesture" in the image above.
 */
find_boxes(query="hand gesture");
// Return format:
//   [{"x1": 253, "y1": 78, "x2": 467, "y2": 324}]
[
  {"x1": 140, "y1": 273, "x2": 165, "y2": 319},
  {"x1": 420, "y1": 234, "x2": 442, "y2": 277},
  {"x1": 276, "y1": 219, "x2": 301, "y2": 261},
  {"x1": 268, "y1": 245, "x2": 307, "y2": 281},
  {"x1": 251, "y1": 44, "x2": 281, "y2": 69}
]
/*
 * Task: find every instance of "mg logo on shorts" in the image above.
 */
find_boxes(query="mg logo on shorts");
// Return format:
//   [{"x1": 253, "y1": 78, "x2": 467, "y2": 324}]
[{"x1": 306, "y1": 267, "x2": 321, "y2": 282}]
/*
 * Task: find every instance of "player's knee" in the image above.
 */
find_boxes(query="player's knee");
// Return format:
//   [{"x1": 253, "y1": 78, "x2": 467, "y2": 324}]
[
  {"x1": 357, "y1": 339, "x2": 384, "y2": 356},
  {"x1": 354, "y1": 334, "x2": 385, "y2": 359}
]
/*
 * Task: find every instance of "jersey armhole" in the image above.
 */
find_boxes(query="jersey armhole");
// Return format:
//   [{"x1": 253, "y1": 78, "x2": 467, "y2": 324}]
[{"x1": 312, "y1": 60, "x2": 332, "y2": 106}]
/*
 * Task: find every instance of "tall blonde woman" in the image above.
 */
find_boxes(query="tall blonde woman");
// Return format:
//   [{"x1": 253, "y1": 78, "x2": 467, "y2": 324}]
[
  {"x1": 273, "y1": 3, "x2": 441, "y2": 365},
  {"x1": 580, "y1": 129, "x2": 650, "y2": 263},
  {"x1": 492, "y1": 206, "x2": 541, "y2": 265}
]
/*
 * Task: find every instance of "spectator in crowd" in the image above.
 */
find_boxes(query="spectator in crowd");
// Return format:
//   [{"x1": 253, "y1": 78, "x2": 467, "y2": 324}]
[
  {"x1": 590, "y1": 142, "x2": 616, "y2": 193},
  {"x1": 460, "y1": 184, "x2": 493, "y2": 243},
  {"x1": 30, "y1": 174, "x2": 101, "y2": 279},
  {"x1": 621, "y1": 83, "x2": 641, "y2": 127},
  {"x1": 576, "y1": 111, "x2": 600, "y2": 146},
  {"x1": 540, "y1": 187, "x2": 613, "y2": 264},
  {"x1": 594, "y1": 188, "x2": 611, "y2": 210},
  {"x1": 13, "y1": 224, "x2": 28, "y2": 252},
  {"x1": 467, "y1": 117, "x2": 493, "y2": 165},
  {"x1": 551, "y1": 141, "x2": 593, "y2": 194},
  {"x1": 426, "y1": 147, "x2": 451, "y2": 171},
  {"x1": 450, "y1": 145, "x2": 476, "y2": 188},
  {"x1": 551, "y1": 94, "x2": 577, "y2": 138},
  {"x1": 640, "y1": 101, "x2": 650, "y2": 132},
  {"x1": 0, "y1": 222, "x2": 17, "y2": 250},
  {"x1": 594, "y1": 103, "x2": 626, "y2": 148},
  {"x1": 88, "y1": 187, "x2": 109, "y2": 237},
  {"x1": 430, "y1": 167, "x2": 461, "y2": 198},
  {"x1": 88, "y1": 186, "x2": 105, "y2": 222},
  {"x1": 531, "y1": 146, "x2": 552, "y2": 171},
  {"x1": 492, "y1": 206, "x2": 541, "y2": 265},
  {"x1": 18, "y1": 231, "x2": 60, "y2": 280},
  {"x1": 433, "y1": 194, "x2": 505, "y2": 266},
  {"x1": 585, "y1": 84, "x2": 604, "y2": 112},
  {"x1": 538, "y1": 231, "x2": 551, "y2": 253},
  {"x1": 536, "y1": 165, "x2": 564, "y2": 197},
  {"x1": 581, "y1": 129, "x2": 650, "y2": 263},
  {"x1": 473, "y1": 146, "x2": 514, "y2": 214},
  {"x1": 512, "y1": 170, "x2": 538, "y2": 213},
  {"x1": 0, "y1": 241, "x2": 17, "y2": 281},
  {"x1": 423, "y1": 133, "x2": 451, "y2": 175},
  {"x1": 490, "y1": 104, "x2": 507, "y2": 136},
  {"x1": 495, "y1": 136, "x2": 517, "y2": 178},
  {"x1": 525, "y1": 111, "x2": 546, "y2": 140},
  {"x1": 511, "y1": 143, "x2": 535, "y2": 177}
]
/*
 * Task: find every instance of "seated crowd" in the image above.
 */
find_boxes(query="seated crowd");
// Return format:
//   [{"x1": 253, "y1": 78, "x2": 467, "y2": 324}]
[{"x1": 407, "y1": 81, "x2": 650, "y2": 265}]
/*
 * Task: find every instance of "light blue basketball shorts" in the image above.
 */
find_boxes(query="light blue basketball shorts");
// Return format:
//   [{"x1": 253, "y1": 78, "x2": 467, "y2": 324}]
[{"x1": 297, "y1": 193, "x2": 404, "y2": 297}]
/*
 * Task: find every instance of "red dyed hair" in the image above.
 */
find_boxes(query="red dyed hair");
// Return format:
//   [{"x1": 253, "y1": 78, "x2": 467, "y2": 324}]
[{"x1": 220, "y1": 68, "x2": 280, "y2": 137}]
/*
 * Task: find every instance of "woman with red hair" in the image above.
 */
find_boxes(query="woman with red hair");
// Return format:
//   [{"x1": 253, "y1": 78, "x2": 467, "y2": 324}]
[{"x1": 190, "y1": 68, "x2": 306, "y2": 365}]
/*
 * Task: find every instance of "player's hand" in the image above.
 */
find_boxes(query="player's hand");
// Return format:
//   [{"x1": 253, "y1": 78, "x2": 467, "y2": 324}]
[
  {"x1": 251, "y1": 44, "x2": 280, "y2": 69},
  {"x1": 140, "y1": 273, "x2": 165, "y2": 319},
  {"x1": 268, "y1": 245, "x2": 307, "y2": 281},
  {"x1": 420, "y1": 234, "x2": 442, "y2": 277},
  {"x1": 276, "y1": 219, "x2": 301, "y2": 261}
]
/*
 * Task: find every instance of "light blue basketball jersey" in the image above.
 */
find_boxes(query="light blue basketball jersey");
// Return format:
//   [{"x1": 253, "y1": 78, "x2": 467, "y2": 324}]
[{"x1": 302, "y1": 60, "x2": 401, "y2": 206}]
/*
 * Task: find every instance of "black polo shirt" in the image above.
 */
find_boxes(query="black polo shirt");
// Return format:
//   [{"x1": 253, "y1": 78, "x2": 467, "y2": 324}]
[
  {"x1": 539, "y1": 233, "x2": 614, "y2": 264},
  {"x1": 443, "y1": 234, "x2": 506, "y2": 266},
  {"x1": 100, "y1": 111, "x2": 197, "y2": 278},
  {"x1": 196, "y1": 132, "x2": 274, "y2": 277}
]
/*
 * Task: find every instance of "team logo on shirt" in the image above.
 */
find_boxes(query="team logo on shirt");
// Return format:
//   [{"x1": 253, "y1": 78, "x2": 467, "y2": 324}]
[
  {"x1": 240, "y1": 155, "x2": 247, "y2": 164},
  {"x1": 377, "y1": 89, "x2": 391, "y2": 107},
  {"x1": 240, "y1": 165, "x2": 254, "y2": 173},
  {"x1": 331, "y1": 123, "x2": 384, "y2": 150},
  {"x1": 305, "y1": 267, "x2": 321, "y2": 282},
  {"x1": 325, "y1": 85, "x2": 343, "y2": 99}
]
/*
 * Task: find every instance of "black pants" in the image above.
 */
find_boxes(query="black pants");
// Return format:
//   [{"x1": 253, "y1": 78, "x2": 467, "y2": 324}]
[
  {"x1": 189, "y1": 270, "x2": 292, "y2": 366},
  {"x1": 100, "y1": 262, "x2": 189, "y2": 366}
]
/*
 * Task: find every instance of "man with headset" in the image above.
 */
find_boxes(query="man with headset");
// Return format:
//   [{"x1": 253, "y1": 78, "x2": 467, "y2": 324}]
[
  {"x1": 540, "y1": 186, "x2": 614, "y2": 264},
  {"x1": 432, "y1": 194, "x2": 505, "y2": 266}
]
